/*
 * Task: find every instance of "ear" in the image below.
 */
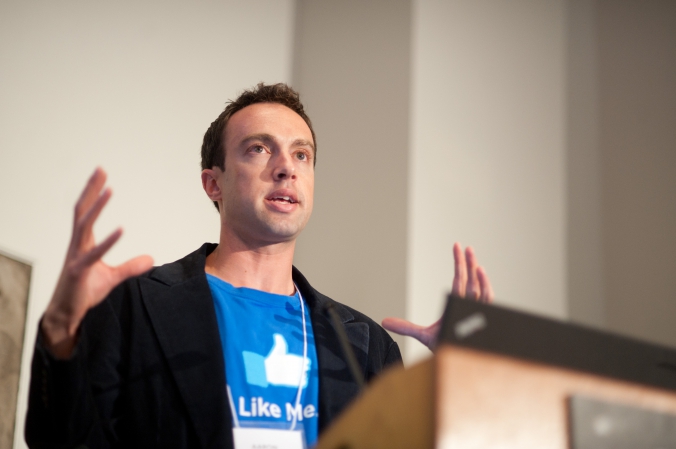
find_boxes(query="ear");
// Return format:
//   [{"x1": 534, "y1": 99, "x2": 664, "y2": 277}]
[{"x1": 201, "y1": 168, "x2": 223, "y2": 203}]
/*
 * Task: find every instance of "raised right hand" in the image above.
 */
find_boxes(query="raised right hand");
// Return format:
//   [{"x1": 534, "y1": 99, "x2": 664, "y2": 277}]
[{"x1": 41, "y1": 168, "x2": 154, "y2": 358}]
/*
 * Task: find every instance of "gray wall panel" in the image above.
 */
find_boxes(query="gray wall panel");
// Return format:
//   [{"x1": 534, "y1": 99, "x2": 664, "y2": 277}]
[{"x1": 292, "y1": 0, "x2": 411, "y2": 353}]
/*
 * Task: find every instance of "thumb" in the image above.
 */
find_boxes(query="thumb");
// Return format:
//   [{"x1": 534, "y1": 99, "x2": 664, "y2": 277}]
[
  {"x1": 381, "y1": 317, "x2": 425, "y2": 338},
  {"x1": 267, "y1": 334, "x2": 288, "y2": 357},
  {"x1": 111, "y1": 255, "x2": 154, "y2": 286},
  {"x1": 382, "y1": 317, "x2": 438, "y2": 349}
]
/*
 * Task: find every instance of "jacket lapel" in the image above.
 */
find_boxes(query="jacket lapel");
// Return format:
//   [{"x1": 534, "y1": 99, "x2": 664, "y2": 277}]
[
  {"x1": 140, "y1": 244, "x2": 233, "y2": 449},
  {"x1": 292, "y1": 267, "x2": 370, "y2": 433}
]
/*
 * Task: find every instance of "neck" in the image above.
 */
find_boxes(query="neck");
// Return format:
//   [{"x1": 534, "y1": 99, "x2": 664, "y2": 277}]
[{"x1": 205, "y1": 228, "x2": 297, "y2": 296}]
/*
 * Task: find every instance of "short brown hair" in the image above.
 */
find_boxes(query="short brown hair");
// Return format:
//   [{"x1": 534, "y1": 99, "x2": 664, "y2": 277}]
[{"x1": 201, "y1": 83, "x2": 317, "y2": 211}]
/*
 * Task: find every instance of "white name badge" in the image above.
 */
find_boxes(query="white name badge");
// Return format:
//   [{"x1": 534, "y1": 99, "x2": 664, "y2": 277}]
[{"x1": 233, "y1": 427, "x2": 306, "y2": 449}]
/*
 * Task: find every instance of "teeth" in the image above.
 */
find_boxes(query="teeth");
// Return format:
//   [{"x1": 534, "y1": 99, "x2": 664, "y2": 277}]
[{"x1": 272, "y1": 196, "x2": 295, "y2": 203}]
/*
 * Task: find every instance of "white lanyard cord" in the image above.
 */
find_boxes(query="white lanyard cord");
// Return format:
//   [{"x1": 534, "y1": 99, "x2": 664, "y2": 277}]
[
  {"x1": 225, "y1": 285, "x2": 308, "y2": 432},
  {"x1": 289, "y1": 286, "x2": 307, "y2": 431},
  {"x1": 227, "y1": 385, "x2": 240, "y2": 428}
]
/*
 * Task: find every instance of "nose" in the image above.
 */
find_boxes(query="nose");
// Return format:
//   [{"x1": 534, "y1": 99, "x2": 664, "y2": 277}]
[{"x1": 272, "y1": 153, "x2": 296, "y2": 181}]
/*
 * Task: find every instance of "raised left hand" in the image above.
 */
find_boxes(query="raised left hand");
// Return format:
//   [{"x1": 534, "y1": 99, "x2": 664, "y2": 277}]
[{"x1": 382, "y1": 242, "x2": 494, "y2": 349}]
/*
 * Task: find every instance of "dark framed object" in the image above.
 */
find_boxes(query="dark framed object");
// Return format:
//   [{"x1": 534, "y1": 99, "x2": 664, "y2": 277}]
[
  {"x1": 437, "y1": 294, "x2": 676, "y2": 392},
  {"x1": 0, "y1": 251, "x2": 32, "y2": 449}
]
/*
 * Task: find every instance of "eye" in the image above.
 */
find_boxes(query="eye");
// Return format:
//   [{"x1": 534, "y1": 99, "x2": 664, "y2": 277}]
[
  {"x1": 249, "y1": 144, "x2": 267, "y2": 154},
  {"x1": 296, "y1": 151, "x2": 309, "y2": 161}
]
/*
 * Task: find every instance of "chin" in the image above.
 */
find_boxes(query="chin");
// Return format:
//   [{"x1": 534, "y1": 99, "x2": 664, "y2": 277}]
[
  {"x1": 265, "y1": 225, "x2": 302, "y2": 241},
  {"x1": 260, "y1": 218, "x2": 307, "y2": 241}
]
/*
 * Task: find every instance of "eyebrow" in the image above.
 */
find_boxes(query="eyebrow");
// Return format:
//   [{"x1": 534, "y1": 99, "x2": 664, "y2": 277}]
[
  {"x1": 292, "y1": 139, "x2": 315, "y2": 152},
  {"x1": 240, "y1": 133, "x2": 315, "y2": 152}
]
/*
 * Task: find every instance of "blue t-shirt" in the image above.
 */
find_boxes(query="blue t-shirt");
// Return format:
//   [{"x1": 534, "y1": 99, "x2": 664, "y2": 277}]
[{"x1": 207, "y1": 275, "x2": 319, "y2": 447}]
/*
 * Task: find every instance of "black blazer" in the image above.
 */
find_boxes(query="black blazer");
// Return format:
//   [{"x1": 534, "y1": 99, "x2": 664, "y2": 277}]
[{"x1": 26, "y1": 243, "x2": 402, "y2": 448}]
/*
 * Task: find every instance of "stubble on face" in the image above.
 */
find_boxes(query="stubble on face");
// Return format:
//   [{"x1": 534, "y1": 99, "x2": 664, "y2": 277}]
[{"x1": 218, "y1": 103, "x2": 315, "y2": 248}]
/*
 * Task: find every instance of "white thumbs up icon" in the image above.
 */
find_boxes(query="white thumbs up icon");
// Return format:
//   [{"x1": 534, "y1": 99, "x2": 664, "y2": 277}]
[{"x1": 242, "y1": 334, "x2": 311, "y2": 388}]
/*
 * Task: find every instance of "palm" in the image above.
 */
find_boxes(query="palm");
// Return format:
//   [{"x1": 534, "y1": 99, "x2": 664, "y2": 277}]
[
  {"x1": 86, "y1": 254, "x2": 152, "y2": 304},
  {"x1": 81, "y1": 259, "x2": 130, "y2": 309}
]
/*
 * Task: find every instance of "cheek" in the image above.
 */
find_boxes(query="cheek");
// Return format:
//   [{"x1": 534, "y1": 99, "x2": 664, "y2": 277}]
[
  {"x1": 220, "y1": 176, "x2": 250, "y2": 209},
  {"x1": 225, "y1": 168, "x2": 255, "y2": 196},
  {"x1": 304, "y1": 178, "x2": 315, "y2": 210}
]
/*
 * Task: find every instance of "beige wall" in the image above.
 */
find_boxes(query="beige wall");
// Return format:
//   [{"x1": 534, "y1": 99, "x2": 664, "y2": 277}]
[
  {"x1": 567, "y1": 0, "x2": 606, "y2": 329},
  {"x1": 0, "y1": 1, "x2": 295, "y2": 447},
  {"x1": 408, "y1": 0, "x2": 568, "y2": 362},
  {"x1": 567, "y1": 0, "x2": 676, "y2": 349},
  {"x1": 597, "y1": 0, "x2": 676, "y2": 346}
]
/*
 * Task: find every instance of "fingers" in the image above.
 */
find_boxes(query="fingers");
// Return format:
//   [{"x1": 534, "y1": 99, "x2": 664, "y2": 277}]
[
  {"x1": 70, "y1": 168, "x2": 112, "y2": 255},
  {"x1": 465, "y1": 246, "x2": 480, "y2": 300},
  {"x1": 72, "y1": 187, "x2": 112, "y2": 251},
  {"x1": 451, "y1": 242, "x2": 494, "y2": 303},
  {"x1": 73, "y1": 228, "x2": 123, "y2": 271},
  {"x1": 451, "y1": 242, "x2": 467, "y2": 297},
  {"x1": 74, "y1": 168, "x2": 107, "y2": 222},
  {"x1": 111, "y1": 255, "x2": 154, "y2": 285},
  {"x1": 477, "y1": 267, "x2": 494, "y2": 303}
]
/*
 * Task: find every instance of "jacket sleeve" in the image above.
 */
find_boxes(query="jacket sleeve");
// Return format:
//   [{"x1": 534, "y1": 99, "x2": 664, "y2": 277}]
[{"x1": 25, "y1": 288, "x2": 126, "y2": 448}]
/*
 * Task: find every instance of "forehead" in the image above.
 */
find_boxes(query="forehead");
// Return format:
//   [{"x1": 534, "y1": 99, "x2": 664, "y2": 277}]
[{"x1": 224, "y1": 102, "x2": 313, "y2": 147}]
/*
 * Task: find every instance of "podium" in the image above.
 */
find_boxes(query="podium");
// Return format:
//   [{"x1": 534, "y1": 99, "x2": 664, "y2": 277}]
[{"x1": 316, "y1": 297, "x2": 676, "y2": 448}]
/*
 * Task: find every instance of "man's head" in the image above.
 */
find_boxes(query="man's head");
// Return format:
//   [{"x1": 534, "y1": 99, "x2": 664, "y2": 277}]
[
  {"x1": 200, "y1": 84, "x2": 316, "y2": 247},
  {"x1": 201, "y1": 83, "x2": 316, "y2": 211}
]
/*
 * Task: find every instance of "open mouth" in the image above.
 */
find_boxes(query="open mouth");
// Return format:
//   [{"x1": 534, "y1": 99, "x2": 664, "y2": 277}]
[{"x1": 267, "y1": 195, "x2": 298, "y2": 204}]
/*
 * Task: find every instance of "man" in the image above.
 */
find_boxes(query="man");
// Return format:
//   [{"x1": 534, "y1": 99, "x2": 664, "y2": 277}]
[{"x1": 26, "y1": 83, "x2": 493, "y2": 448}]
